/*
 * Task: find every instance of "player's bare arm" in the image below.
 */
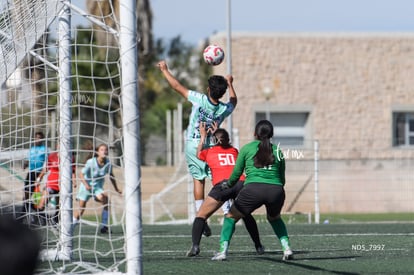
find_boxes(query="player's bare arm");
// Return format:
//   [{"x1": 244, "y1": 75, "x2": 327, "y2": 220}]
[
  {"x1": 157, "y1": 60, "x2": 189, "y2": 99},
  {"x1": 110, "y1": 172, "x2": 122, "y2": 194},
  {"x1": 37, "y1": 166, "x2": 47, "y2": 184},
  {"x1": 196, "y1": 122, "x2": 208, "y2": 159},
  {"x1": 197, "y1": 121, "x2": 218, "y2": 158},
  {"x1": 226, "y1": 75, "x2": 237, "y2": 107},
  {"x1": 209, "y1": 121, "x2": 218, "y2": 134},
  {"x1": 79, "y1": 172, "x2": 91, "y2": 191},
  {"x1": 72, "y1": 172, "x2": 77, "y2": 189}
]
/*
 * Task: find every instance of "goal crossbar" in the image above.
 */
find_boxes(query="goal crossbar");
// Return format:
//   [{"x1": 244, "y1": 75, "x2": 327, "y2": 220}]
[{"x1": 0, "y1": 0, "x2": 63, "y2": 85}]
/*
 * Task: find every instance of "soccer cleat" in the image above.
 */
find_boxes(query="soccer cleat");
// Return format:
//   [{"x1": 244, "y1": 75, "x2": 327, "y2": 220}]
[
  {"x1": 186, "y1": 245, "x2": 200, "y2": 257},
  {"x1": 100, "y1": 226, "x2": 112, "y2": 234},
  {"x1": 256, "y1": 245, "x2": 265, "y2": 255},
  {"x1": 212, "y1": 241, "x2": 228, "y2": 261},
  {"x1": 203, "y1": 222, "x2": 212, "y2": 237},
  {"x1": 282, "y1": 248, "x2": 293, "y2": 261},
  {"x1": 211, "y1": 251, "x2": 227, "y2": 261}
]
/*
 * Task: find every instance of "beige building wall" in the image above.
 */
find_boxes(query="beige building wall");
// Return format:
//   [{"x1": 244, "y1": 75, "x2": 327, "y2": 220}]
[
  {"x1": 211, "y1": 32, "x2": 414, "y2": 159},
  {"x1": 207, "y1": 33, "x2": 414, "y2": 213}
]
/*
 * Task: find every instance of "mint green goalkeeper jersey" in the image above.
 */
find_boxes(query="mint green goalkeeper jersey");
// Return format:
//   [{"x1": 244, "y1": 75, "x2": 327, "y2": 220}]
[
  {"x1": 229, "y1": 140, "x2": 285, "y2": 186},
  {"x1": 186, "y1": 90, "x2": 235, "y2": 144}
]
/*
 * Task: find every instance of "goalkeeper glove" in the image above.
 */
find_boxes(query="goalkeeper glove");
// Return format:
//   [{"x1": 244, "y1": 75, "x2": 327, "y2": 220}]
[{"x1": 220, "y1": 180, "x2": 230, "y2": 191}]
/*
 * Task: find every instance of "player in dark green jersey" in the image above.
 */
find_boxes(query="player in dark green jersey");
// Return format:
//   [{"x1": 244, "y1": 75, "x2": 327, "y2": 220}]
[{"x1": 212, "y1": 120, "x2": 293, "y2": 261}]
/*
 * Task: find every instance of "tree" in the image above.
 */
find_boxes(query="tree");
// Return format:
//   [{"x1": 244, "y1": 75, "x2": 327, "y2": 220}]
[
  {"x1": 139, "y1": 36, "x2": 213, "y2": 165},
  {"x1": 86, "y1": 0, "x2": 153, "y2": 162},
  {"x1": 84, "y1": 0, "x2": 213, "y2": 165},
  {"x1": 70, "y1": 25, "x2": 121, "y2": 158},
  {"x1": 12, "y1": 0, "x2": 48, "y2": 132}
]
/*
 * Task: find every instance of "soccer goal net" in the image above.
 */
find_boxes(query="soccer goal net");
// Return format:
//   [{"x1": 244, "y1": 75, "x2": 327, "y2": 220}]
[{"x1": 0, "y1": 0, "x2": 140, "y2": 274}]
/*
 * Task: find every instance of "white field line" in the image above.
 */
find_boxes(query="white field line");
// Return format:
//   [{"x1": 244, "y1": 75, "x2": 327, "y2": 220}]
[{"x1": 142, "y1": 232, "x2": 414, "y2": 238}]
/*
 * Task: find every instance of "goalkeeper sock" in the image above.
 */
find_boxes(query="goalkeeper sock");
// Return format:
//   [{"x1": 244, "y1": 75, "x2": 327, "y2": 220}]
[
  {"x1": 280, "y1": 236, "x2": 290, "y2": 251},
  {"x1": 101, "y1": 209, "x2": 109, "y2": 227},
  {"x1": 219, "y1": 240, "x2": 229, "y2": 254},
  {"x1": 269, "y1": 218, "x2": 291, "y2": 251},
  {"x1": 219, "y1": 216, "x2": 236, "y2": 252}
]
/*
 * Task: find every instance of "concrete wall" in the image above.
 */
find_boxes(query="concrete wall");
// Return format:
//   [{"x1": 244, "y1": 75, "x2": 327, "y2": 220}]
[{"x1": 211, "y1": 32, "x2": 414, "y2": 159}]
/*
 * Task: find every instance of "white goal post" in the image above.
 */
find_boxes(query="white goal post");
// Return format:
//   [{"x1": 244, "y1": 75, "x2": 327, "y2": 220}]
[{"x1": 0, "y1": 0, "x2": 141, "y2": 274}]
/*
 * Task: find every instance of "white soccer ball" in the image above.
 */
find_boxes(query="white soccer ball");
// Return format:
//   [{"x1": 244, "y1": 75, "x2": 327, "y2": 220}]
[{"x1": 203, "y1": 45, "x2": 225, "y2": 66}]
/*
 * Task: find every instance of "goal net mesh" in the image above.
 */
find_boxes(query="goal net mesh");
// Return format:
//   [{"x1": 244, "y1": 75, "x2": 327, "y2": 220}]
[{"x1": 0, "y1": 0, "x2": 128, "y2": 273}]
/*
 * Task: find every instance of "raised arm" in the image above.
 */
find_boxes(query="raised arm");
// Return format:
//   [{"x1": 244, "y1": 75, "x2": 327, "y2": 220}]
[
  {"x1": 196, "y1": 121, "x2": 218, "y2": 159},
  {"x1": 157, "y1": 60, "x2": 189, "y2": 99},
  {"x1": 196, "y1": 122, "x2": 208, "y2": 159},
  {"x1": 226, "y1": 75, "x2": 237, "y2": 108}
]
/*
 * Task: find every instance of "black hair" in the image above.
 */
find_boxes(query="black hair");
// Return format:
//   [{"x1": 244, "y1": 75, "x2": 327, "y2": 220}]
[
  {"x1": 208, "y1": 75, "x2": 228, "y2": 101},
  {"x1": 253, "y1": 120, "x2": 275, "y2": 168},
  {"x1": 93, "y1": 144, "x2": 108, "y2": 158},
  {"x1": 83, "y1": 142, "x2": 108, "y2": 162},
  {"x1": 214, "y1": 128, "x2": 231, "y2": 148},
  {"x1": 34, "y1": 132, "x2": 44, "y2": 139}
]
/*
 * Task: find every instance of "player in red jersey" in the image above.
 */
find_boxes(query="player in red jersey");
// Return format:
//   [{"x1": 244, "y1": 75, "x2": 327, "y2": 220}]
[
  {"x1": 36, "y1": 144, "x2": 76, "y2": 224},
  {"x1": 186, "y1": 122, "x2": 264, "y2": 257}
]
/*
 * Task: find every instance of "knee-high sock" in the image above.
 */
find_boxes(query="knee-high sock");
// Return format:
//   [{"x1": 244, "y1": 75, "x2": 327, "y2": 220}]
[
  {"x1": 242, "y1": 214, "x2": 262, "y2": 248},
  {"x1": 219, "y1": 216, "x2": 236, "y2": 253},
  {"x1": 269, "y1": 217, "x2": 290, "y2": 250},
  {"x1": 195, "y1": 200, "x2": 203, "y2": 212},
  {"x1": 192, "y1": 217, "x2": 205, "y2": 246},
  {"x1": 220, "y1": 216, "x2": 236, "y2": 243}
]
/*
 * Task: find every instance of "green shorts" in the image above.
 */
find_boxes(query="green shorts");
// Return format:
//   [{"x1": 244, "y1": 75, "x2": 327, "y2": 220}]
[
  {"x1": 76, "y1": 182, "x2": 105, "y2": 202},
  {"x1": 185, "y1": 139, "x2": 211, "y2": 181}
]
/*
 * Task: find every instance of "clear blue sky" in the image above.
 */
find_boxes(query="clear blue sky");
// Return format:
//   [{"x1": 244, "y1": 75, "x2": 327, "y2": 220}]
[{"x1": 151, "y1": 0, "x2": 414, "y2": 45}]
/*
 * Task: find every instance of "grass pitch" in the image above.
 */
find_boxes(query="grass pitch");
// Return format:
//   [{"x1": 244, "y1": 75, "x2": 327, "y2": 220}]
[
  {"x1": 142, "y1": 222, "x2": 413, "y2": 274},
  {"x1": 34, "y1": 215, "x2": 414, "y2": 274}
]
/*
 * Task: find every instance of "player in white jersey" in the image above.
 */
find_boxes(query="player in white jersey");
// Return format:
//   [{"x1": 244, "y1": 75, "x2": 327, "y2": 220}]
[
  {"x1": 158, "y1": 60, "x2": 237, "y2": 236},
  {"x1": 73, "y1": 144, "x2": 122, "y2": 233}
]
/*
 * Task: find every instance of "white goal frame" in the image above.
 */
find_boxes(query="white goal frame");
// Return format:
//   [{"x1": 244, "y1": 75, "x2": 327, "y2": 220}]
[{"x1": 0, "y1": 0, "x2": 142, "y2": 274}]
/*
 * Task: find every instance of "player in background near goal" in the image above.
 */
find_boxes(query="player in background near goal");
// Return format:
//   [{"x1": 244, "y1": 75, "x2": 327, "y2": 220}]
[
  {"x1": 22, "y1": 132, "x2": 47, "y2": 216},
  {"x1": 73, "y1": 144, "x2": 122, "y2": 234},
  {"x1": 186, "y1": 122, "x2": 264, "y2": 257},
  {"x1": 36, "y1": 143, "x2": 77, "y2": 226},
  {"x1": 158, "y1": 60, "x2": 237, "y2": 237},
  {"x1": 212, "y1": 120, "x2": 293, "y2": 261}
]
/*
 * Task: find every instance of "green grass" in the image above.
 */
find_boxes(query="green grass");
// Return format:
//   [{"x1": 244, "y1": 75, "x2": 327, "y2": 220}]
[
  {"x1": 34, "y1": 217, "x2": 414, "y2": 274},
  {"x1": 319, "y1": 212, "x2": 414, "y2": 223},
  {"x1": 156, "y1": 212, "x2": 414, "y2": 225},
  {"x1": 141, "y1": 222, "x2": 414, "y2": 274}
]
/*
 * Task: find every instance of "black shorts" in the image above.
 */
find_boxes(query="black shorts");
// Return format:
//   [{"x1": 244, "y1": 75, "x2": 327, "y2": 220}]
[
  {"x1": 208, "y1": 180, "x2": 244, "y2": 202},
  {"x1": 234, "y1": 183, "x2": 285, "y2": 218},
  {"x1": 24, "y1": 171, "x2": 41, "y2": 193},
  {"x1": 46, "y1": 188, "x2": 59, "y2": 196}
]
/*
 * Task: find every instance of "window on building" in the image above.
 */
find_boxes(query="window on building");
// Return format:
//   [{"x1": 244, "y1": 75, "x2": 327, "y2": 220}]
[
  {"x1": 255, "y1": 112, "x2": 310, "y2": 147},
  {"x1": 393, "y1": 112, "x2": 414, "y2": 146}
]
